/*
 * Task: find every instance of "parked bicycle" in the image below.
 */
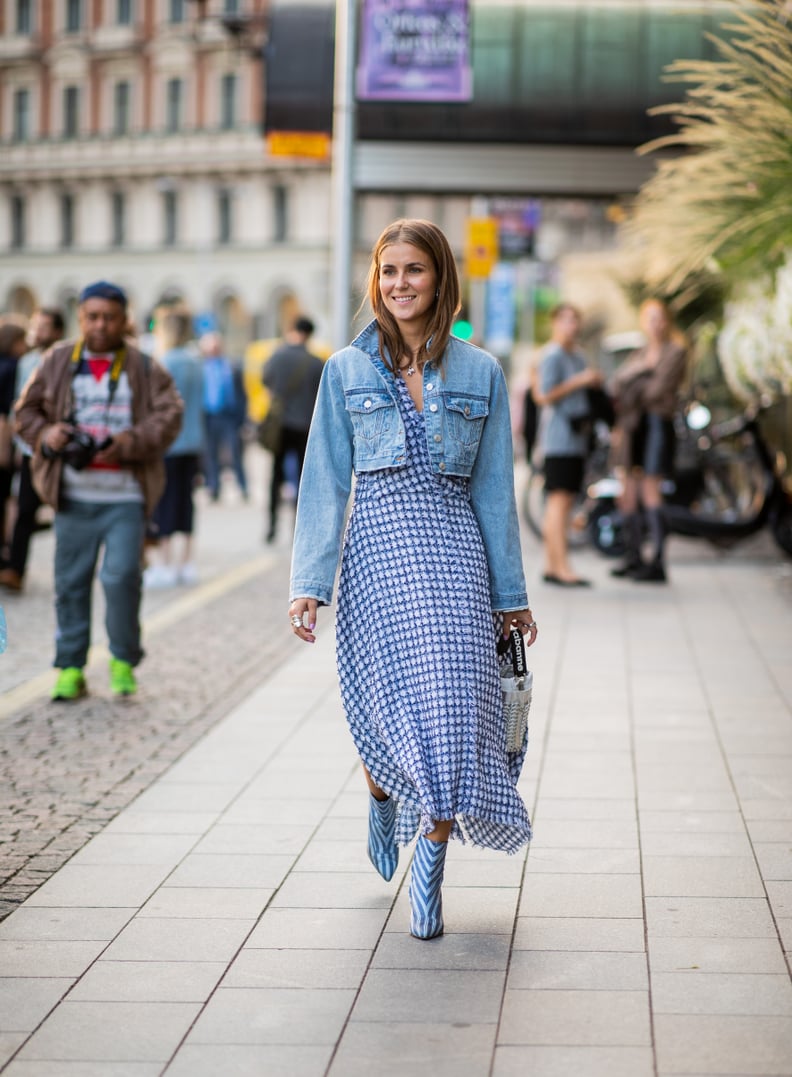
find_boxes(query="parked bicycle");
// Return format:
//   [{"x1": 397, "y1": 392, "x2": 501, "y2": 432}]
[{"x1": 523, "y1": 400, "x2": 792, "y2": 559}]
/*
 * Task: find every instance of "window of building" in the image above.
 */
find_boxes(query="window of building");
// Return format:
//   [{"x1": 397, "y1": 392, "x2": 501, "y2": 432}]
[
  {"x1": 114, "y1": 80, "x2": 131, "y2": 135},
  {"x1": 63, "y1": 85, "x2": 80, "y2": 138},
  {"x1": 163, "y1": 189, "x2": 178, "y2": 245},
  {"x1": 111, "y1": 191, "x2": 125, "y2": 247},
  {"x1": 117, "y1": 0, "x2": 132, "y2": 24},
  {"x1": 220, "y1": 73, "x2": 236, "y2": 130},
  {"x1": 273, "y1": 185, "x2": 288, "y2": 243},
  {"x1": 12, "y1": 88, "x2": 30, "y2": 141},
  {"x1": 10, "y1": 195, "x2": 26, "y2": 249},
  {"x1": 165, "y1": 77, "x2": 182, "y2": 132},
  {"x1": 217, "y1": 188, "x2": 232, "y2": 244},
  {"x1": 169, "y1": 0, "x2": 184, "y2": 24},
  {"x1": 65, "y1": 0, "x2": 81, "y2": 32},
  {"x1": 16, "y1": 0, "x2": 33, "y2": 33},
  {"x1": 60, "y1": 193, "x2": 75, "y2": 248},
  {"x1": 223, "y1": 0, "x2": 239, "y2": 14}
]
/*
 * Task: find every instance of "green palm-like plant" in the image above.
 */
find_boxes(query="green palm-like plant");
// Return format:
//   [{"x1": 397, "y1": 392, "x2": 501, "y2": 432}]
[{"x1": 627, "y1": 0, "x2": 792, "y2": 298}]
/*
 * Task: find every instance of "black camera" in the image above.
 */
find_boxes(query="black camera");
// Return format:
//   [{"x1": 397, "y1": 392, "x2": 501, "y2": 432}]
[{"x1": 61, "y1": 429, "x2": 113, "y2": 470}]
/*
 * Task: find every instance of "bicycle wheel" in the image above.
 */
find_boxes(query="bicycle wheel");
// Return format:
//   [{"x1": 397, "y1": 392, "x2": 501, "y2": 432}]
[{"x1": 521, "y1": 467, "x2": 546, "y2": 540}]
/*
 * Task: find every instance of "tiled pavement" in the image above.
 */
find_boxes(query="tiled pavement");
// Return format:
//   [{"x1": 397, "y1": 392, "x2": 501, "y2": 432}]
[{"x1": 1, "y1": 467, "x2": 791, "y2": 1075}]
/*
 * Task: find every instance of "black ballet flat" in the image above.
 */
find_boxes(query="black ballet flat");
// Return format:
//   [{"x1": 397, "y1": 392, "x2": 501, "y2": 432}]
[{"x1": 542, "y1": 574, "x2": 592, "y2": 588}]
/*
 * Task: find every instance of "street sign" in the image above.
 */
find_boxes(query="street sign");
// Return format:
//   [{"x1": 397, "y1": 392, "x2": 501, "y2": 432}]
[
  {"x1": 266, "y1": 132, "x2": 331, "y2": 159},
  {"x1": 465, "y1": 217, "x2": 498, "y2": 279}
]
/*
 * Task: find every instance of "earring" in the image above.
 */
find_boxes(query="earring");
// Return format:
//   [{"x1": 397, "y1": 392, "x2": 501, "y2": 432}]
[{"x1": 435, "y1": 289, "x2": 440, "y2": 298}]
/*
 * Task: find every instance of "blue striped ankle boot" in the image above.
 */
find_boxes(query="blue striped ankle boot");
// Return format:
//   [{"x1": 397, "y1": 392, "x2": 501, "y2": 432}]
[
  {"x1": 409, "y1": 835, "x2": 447, "y2": 939},
  {"x1": 367, "y1": 794, "x2": 398, "y2": 881}
]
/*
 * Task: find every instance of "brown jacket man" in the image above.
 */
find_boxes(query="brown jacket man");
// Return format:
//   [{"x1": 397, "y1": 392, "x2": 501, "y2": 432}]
[
  {"x1": 16, "y1": 340, "x2": 183, "y2": 517},
  {"x1": 14, "y1": 280, "x2": 183, "y2": 702}
]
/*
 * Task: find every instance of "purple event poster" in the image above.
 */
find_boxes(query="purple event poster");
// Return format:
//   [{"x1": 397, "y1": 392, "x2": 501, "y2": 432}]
[{"x1": 356, "y1": 0, "x2": 472, "y2": 103}]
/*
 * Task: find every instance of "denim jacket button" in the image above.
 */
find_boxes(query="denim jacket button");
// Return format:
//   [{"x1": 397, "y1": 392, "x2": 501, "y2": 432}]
[
  {"x1": 434, "y1": 434, "x2": 441, "y2": 442},
  {"x1": 429, "y1": 403, "x2": 438, "y2": 412},
  {"x1": 426, "y1": 382, "x2": 433, "y2": 391},
  {"x1": 464, "y1": 405, "x2": 471, "y2": 415},
  {"x1": 438, "y1": 461, "x2": 446, "y2": 471},
  {"x1": 364, "y1": 400, "x2": 372, "y2": 409}
]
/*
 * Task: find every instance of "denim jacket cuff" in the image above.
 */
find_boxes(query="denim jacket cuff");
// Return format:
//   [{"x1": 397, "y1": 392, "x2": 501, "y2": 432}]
[
  {"x1": 289, "y1": 579, "x2": 333, "y2": 606},
  {"x1": 492, "y1": 591, "x2": 530, "y2": 612}
]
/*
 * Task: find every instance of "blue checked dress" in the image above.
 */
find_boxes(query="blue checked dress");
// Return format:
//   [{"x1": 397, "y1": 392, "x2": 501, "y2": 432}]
[{"x1": 336, "y1": 373, "x2": 532, "y2": 854}]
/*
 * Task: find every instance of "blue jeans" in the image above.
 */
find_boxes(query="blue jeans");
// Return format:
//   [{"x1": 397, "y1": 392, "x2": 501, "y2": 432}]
[
  {"x1": 204, "y1": 413, "x2": 247, "y2": 499},
  {"x1": 53, "y1": 500, "x2": 146, "y2": 669}
]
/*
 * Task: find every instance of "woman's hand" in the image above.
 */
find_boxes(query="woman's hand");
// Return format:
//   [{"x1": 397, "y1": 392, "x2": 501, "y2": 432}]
[
  {"x1": 502, "y1": 609, "x2": 538, "y2": 647},
  {"x1": 288, "y1": 598, "x2": 318, "y2": 644}
]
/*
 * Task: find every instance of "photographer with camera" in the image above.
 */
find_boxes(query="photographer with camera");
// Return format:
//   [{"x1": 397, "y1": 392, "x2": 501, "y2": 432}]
[{"x1": 15, "y1": 281, "x2": 183, "y2": 700}]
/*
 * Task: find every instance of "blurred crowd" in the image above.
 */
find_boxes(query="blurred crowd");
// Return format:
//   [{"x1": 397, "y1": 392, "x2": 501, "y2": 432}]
[{"x1": 0, "y1": 300, "x2": 322, "y2": 600}]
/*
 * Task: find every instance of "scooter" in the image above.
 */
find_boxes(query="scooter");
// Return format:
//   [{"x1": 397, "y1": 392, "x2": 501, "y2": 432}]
[{"x1": 586, "y1": 401, "x2": 792, "y2": 558}]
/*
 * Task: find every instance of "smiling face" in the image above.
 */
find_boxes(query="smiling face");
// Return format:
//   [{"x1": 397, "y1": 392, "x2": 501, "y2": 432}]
[{"x1": 378, "y1": 242, "x2": 438, "y2": 343}]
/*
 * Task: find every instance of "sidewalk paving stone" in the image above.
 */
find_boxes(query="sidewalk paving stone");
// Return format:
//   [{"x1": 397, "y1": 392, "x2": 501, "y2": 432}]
[
  {"x1": 499, "y1": 988, "x2": 651, "y2": 1045},
  {"x1": 492, "y1": 1044, "x2": 656, "y2": 1077},
  {"x1": 331, "y1": 1022, "x2": 495, "y2": 1077}
]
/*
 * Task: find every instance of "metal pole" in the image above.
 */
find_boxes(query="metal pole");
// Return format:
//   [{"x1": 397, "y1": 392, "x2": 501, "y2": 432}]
[{"x1": 331, "y1": 0, "x2": 356, "y2": 350}]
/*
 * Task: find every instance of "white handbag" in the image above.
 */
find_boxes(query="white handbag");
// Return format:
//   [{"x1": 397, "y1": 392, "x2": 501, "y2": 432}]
[{"x1": 499, "y1": 626, "x2": 533, "y2": 752}]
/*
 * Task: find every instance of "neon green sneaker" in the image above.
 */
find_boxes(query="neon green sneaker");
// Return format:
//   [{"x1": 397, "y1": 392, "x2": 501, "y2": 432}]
[
  {"x1": 51, "y1": 667, "x2": 87, "y2": 701},
  {"x1": 109, "y1": 658, "x2": 137, "y2": 697}
]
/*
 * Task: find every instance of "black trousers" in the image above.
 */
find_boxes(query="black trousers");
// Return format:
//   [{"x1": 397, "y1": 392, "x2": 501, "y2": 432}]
[
  {"x1": 268, "y1": 426, "x2": 309, "y2": 527},
  {"x1": 9, "y1": 456, "x2": 41, "y2": 576}
]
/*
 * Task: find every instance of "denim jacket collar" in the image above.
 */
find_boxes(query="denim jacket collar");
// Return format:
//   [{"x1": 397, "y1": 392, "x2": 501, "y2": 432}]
[{"x1": 289, "y1": 320, "x2": 529, "y2": 613}]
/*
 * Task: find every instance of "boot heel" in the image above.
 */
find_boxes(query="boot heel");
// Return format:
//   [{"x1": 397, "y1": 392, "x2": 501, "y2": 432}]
[
  {"x1": 367, "y1": 794, "x2": 398, "y2": 881},
  {"x1": 409, "y1": 835, "x2": 447, "y2": 940}
]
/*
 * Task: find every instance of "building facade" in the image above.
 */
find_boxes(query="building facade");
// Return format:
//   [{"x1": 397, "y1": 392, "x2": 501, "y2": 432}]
[
  {"x1": 0, "y1": 0, "x2": 346, "y2": 350},
  {"x1": 0, "y1": 0, "x2": 725, "y2": 351}
]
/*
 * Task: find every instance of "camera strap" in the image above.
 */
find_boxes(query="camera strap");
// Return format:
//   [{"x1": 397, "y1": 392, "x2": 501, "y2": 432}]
[{"x1": 69, "y1": 339, "x2": 127, "y2": 424}]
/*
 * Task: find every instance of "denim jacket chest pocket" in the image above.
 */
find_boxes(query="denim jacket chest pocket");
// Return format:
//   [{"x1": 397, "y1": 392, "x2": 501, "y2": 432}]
[
  {"x1": 345, "y1": 388, "x2": 400, "y2": 451},
  {"x1": 443, "y1": 394, "x2": 489, "y2": 462}
]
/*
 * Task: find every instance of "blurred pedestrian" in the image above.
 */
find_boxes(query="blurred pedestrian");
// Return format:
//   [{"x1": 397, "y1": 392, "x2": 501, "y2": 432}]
[
  {"x1": 288, "y1": 219, "x2": 537, "y2": 940},
  {"x1": 200, "y1": 332, "x2": 248, "y2": 502},
  {"x1": 538, "y1": 303, "x2": 603, "y2": 586},
  {"x1": 0, "y1": 320, "x2": 28, "y2": 567},
  {"x1": 145, "y1": 307, "x2": 204, "y2": 588},
  {"x1": 0, "y1": 308, "x2": 65, "y2": 593},
  {"x1": 15, "y1": 281, "x2": 183, "y2": 701},
  {"x1": 609, "y1": 298, "x2": 688, "y2": 583},
  {"x1": 261, "y1": 316, "x2": 324, "y2": 543}
]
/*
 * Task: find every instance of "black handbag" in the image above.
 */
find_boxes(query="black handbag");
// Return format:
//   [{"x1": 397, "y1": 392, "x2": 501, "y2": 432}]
[{"x1": 256, "y1": 396, "x2": 284, "y2": 454}]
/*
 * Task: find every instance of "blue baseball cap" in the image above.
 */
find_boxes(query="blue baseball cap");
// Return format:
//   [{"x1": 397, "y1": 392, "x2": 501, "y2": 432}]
[{"x1": 79, "y1": 281, "x2": 128, "y2": 308}]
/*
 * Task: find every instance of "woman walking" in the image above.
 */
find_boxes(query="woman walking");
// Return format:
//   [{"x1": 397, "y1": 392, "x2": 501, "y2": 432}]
[
  {"x1": 288, "y1": 219, "x2": 537, "y2": 939},
  {"x1": 610, "y1": 299, "x2": 688, "y2": 583}
]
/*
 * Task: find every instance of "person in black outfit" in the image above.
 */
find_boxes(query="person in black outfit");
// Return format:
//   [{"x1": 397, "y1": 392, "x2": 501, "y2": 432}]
[
  {"x1": 1, "y1": 308, "x2": 64, "y2": 592},
  {"x1": 261, "y1": 317, "x2": 324, "y2": 543},
  {"x1": 0, "y1": 320, "x2": 29, "y2": 575}
]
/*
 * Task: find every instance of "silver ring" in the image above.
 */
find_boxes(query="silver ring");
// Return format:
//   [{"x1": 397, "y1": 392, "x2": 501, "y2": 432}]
[
  {"x1": 528, "y1": 621, "x2": 537, "y2": 630},
  {"x1": 290, "y1": 615, "x2": 303, "y2": 628}
]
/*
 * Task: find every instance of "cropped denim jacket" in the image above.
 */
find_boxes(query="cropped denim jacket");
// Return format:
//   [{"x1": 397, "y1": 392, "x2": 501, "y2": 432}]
[{"x1": 290, "y1": 321, "x2": 529, "y2": 612}]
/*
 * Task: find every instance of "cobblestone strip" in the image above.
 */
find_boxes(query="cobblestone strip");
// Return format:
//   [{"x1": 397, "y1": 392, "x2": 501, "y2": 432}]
[{"x1": 0, "y1": 566, "x2": 295, "y2": 920}]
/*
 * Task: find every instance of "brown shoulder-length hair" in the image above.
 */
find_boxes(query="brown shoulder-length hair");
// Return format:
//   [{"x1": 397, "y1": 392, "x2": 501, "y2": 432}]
[{"x1": 364, "y1": 218, "x2": 461, "y2": 374}]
